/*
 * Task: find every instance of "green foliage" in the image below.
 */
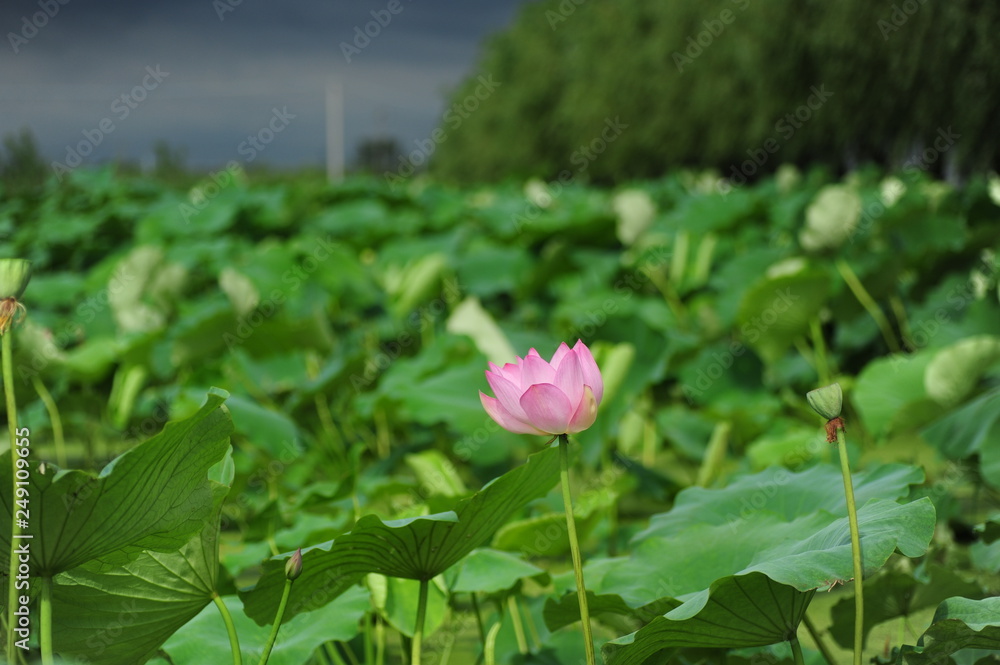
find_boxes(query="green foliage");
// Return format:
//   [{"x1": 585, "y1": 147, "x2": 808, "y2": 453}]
[
  {"x1": 431, "y1": 0, "x2": 1000, "y2": 183},
  {"x1": 2, "y1": 165, "x2": 999, "y2": 663}
]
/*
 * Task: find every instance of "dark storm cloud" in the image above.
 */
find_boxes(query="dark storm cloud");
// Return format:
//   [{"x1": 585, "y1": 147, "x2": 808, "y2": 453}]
[{"x1": 0, "y1": 0, "x2": 523, "y2": 170}]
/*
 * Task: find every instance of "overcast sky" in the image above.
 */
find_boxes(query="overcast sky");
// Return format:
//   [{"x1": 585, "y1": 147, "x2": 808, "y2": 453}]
[{"x1": 0, "y1": 0, "x2": 525, "y2": 172}]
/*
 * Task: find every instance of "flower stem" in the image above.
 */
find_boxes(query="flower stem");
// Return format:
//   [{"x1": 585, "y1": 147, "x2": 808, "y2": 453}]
[
  {"x1": 558, "y1": 434, "x2": 596, "y2": 665},
  {"x1": 483, "y1": 621, "x2": 502, "y2": 665},
  {"x1": 363, "y1": 612, "x2": 374, "y2": 665},
  {"x1": 30, "y1": 376, "x2": 66, "y2": 468},
  {"x1": 789, "y1": 635, "x2": 805, "y2": 665},
  {"x1": 836, "y1": 427, "x2": 864, "y2": 665},
  {"x1": 506, "y1": 594, "x2": 528, "y2": 654},
  {"x1": 256, "y1": 578, "x2": 292, "y2": 665},
  {"x1": 810, "y1": 319, "x2": 831, "y2": 385},
  {"x1": 4, "y1": 330, "x2": 22, "y2": 665},
  {"x1": 802, "y1": 613, "x2": 837, "y2": 665},
  {"x1": 411, "y1": 578, "x2": 429, "y2": 665},
  {"x1": 213, "y1": 594, "x2": 243, "y2": 665},
  {"x1": 836, "y1": 259, "x2": 899, "y2": 353},
  {"x1": 471, "y1": 592, "x2": 486, "y2": 651},
  {"x1": 40, "y1": 576, "x2": 53, "y2": 664}
]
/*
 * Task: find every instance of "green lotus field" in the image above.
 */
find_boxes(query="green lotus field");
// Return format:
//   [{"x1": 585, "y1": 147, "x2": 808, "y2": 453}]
[{"x1": 0, "y1": 165, "x2": 998, "y2": 664}]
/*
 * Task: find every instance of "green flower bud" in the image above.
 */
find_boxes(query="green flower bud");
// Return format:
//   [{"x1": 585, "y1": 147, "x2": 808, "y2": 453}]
[
  {"x1": 0, "y1": 259, "x2": 31, "y2": 300},
  {"x1": 285, "y1": 548, "x2": 303, "y2": 581},
  {"x1": 806, "y1": 383, "x2": 843, "y2": 420}
]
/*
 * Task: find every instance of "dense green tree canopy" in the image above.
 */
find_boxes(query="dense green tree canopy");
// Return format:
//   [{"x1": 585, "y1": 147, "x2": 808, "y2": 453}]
[{"x1": 430, "y1": 0, "x2": 1000, "y2": 184}]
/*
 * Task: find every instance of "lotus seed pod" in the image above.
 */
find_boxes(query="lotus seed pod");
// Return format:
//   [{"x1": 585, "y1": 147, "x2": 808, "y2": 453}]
[
  {"x1": 0, "y1": 259, "x2": 31, "y2": 300},
  {"x1": 806, "y1": 383, "x2": 843, "y2": 420}
]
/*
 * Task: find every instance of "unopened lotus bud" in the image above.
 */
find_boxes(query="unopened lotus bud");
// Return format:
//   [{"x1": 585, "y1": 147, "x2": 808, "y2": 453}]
[
  {"x1": 0, "y1": 259, "x2": 30, "y2": 300},
  {"x1": 806, "y1": 383, "x2": 843, "y2": 421},
  {"x1": 0, "y1": 259, "x2": 30, "y2": 335},
  {"x1": 285, "y1": 548, "x2": 303, "y2": 581}
]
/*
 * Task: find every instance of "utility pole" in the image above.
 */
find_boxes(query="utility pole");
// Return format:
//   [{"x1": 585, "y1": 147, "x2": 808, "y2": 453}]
[{"x1": 326, "y1": 81, "x2": 344, "y2": 181}]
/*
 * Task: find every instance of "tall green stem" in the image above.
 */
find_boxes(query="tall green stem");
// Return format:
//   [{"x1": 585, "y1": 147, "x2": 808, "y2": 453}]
[
  {"x1": 836, "y1": 428, "x2": 864, "y2": 665},
  {"x1": 30, "y1": 376, "x2": 65, "y2": 468},
  {"x1": 506, "y1": 594, "x2": 528, "y2": 654},
  {"x1": 213, "y1": 594, "x2": 243, "y2": 665},
  {"x1": 4, "y1": 331, "x2": 21, "y2": 664},
  {"x1": 256, "y1": 579, "x2": 292, "y2": 665},
  {"x1": 810, "y1": 319, "x2": 831, "y2": 385},
  {"x1": 558, "y1": 434, "x2": 596, "y2": 665},
  {"x1": 483, "y1": 621, "x2": 502, "y2": 665},
  {"x1": 836, "y1": 259, "x2": 899, "y2": 353},
  {"x1": 40, "y1": 576, "x2": 53, "y2": 664},
  {"x1": 789, "y1": 635, "x2": 805, "y2": 665},
  {"x1": 411, "y1": 578, "x2": 429, "y2": 665},
  {"x1": 802, "y1": 613, "x2": 837, "y2": 665}
]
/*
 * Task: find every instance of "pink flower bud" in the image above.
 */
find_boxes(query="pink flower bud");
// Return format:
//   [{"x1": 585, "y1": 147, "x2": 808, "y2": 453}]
[{"x1": 285, "y1": 548, "x2": 303, "y2": 581}]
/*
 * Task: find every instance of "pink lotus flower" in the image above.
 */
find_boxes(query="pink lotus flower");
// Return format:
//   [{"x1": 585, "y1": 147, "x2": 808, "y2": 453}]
[{"x1": 480, "y1": 340, "x2": 604, "y2": 435}]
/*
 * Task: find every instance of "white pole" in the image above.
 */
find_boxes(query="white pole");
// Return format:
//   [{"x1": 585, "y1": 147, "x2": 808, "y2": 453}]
[{"x1": 326, "y1": 81, "x2": 344, "y2": 181}]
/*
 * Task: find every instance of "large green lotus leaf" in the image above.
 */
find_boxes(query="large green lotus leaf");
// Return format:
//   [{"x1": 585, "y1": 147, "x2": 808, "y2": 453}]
[
  {"x1": 980, "y1": 516, "x2": 1000, "y2": 544},
  {"x1": 108, "y1": 245, "x2": 186, "y2": 334},
  {"x1": 445, "y1": 296, "x2": 518, "y2": 365},
  {"x1": 828, "y1": 563, "x2": 986, "y2": 650},
  {"x1": 924, "y1": 336, "x2": 1000, "y2": 407},
  {"x1": 981, "y1": 431, "x2": 1000, "y2": 491},
  {"x1": 152, "y1": 590, "x2": 368, "y2": 665},
  {"x1": 240, "y1": 445, "x2": 560, "y2": 625},
  {"x1": 61, "y1": 336, "x2": 122, "y2": 382},
  {"x1": 0, "y1": 389, "x2": 232, "y2": 576},
  {"x1": 357, "y1": 334, "x2": 492, "y2": 435},
  {"x1": 50, "y1": 482, "x2": 229, "y2": 665},
  {"x1": 544, "y1": 590, "x2": 679, "y2": 633},
  {"x1": 445, "y1": 548, "x2": 546, "y2": 594},
  {"x1": 896, "y1": 597, "x2": 1000, "y2": 664},
  {"x1": 602, "y1": 573, "x2": 814, "y2": 665},
  {"x1": 604, "y1": 498, "x2": 933, "y2": 611},
  {"x1": 404, "y1": 449, "x2": 468, "y2": 499},
  {"x1": 922, "y1": 388, "x2": 1000, "y2": 460},
  {"x1": 590, "y1": 463, "x2": 934, "y2": 665},
  {"x1": 853, "y1": 352, "x2": 936, "y2": 437},
  {"x1": 454, "y1": 242, "x2": 533, "y2": 299},
  {"x1": 662, "y1": 188, "x2": 758, "y2": 233},
  {"x1": 491, "y1": 512, "x2": 568, "y2": 556},
  {"x1": 735, "y1": 267, "x2": 830, "y2": 365},
  {"x1": 388, "y1": 252, "x2": 448, "y2": 317},
  {"x1": 635, "y1": 463, "x2": 924, "y2": 539},
  {"x1": 223, "y1": 393, "x2": 301, "y2": 459}
]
